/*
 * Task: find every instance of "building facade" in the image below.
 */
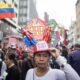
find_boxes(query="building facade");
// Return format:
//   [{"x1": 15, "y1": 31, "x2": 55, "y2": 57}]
[
  {"x1": 0, "y1": 0, "x2": 38, "y2": 40},
  {"x1": 18, "y1": 0, "x2": 38, "y2": 27},
  {"x1": 75, "y1": 0, "x2": 80, "y2": 43},
  {"x1": 3, "y1": 0, "x2": 38, "y2": 27},
  {"x1": 68, "y1": 21, "x2": 76, "y2": 47}
]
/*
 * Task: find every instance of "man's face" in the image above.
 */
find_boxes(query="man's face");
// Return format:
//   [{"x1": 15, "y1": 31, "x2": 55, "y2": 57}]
[
  {"x1": 4, "y1": 55, "x2": 11, "y2": 67},
  {"x1": 27, "y1": 52, "x2": 33, "y2": 59},
  {"x1": 34, "y1": 51, "x2": 50, "y2": 68}
]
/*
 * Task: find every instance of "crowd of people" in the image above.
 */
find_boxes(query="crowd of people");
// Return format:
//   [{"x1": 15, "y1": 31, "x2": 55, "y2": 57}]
[{"x1": 0, "y1": 41, "x2": 80, "y2": 80}]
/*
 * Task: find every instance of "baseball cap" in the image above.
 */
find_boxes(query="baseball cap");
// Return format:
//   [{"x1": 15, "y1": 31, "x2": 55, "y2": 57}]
[{"x1": 33, "y1": 41, "x2": 50, "y2": 54}]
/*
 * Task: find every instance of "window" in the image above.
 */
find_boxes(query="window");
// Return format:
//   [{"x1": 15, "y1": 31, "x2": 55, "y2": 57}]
[
  {"x1": 23, "y1": 9, "x2": 27, "y2": 14},
  {"x1": 20, "y1": 1, "x2": 23, "y2": 6},
  {"x1": 19, "y1": 9, "x2": 23, "y2": 14},
  {"x1": 23, "y1": 1, "x2": 27, "y2": 6},
  {"x1": 23, "y1": 6, "x2": 27, "y2": 8}
]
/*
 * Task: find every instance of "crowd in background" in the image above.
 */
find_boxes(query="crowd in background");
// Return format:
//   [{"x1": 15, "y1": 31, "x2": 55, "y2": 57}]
[{"x1": 0, "y1": 41, "x2": 80, "y2": 80}]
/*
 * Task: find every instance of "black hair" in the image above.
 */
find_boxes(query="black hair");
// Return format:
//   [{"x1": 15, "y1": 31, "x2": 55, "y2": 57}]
[
  {"x1": 70, "y1": 45, "x2": 74, "y2": 49},
  {"x1": 7, "y1": 53, "x2": 15, "y2": 60},
  {"x1": 7, "y1": 53, "x2": 18, "y2": 66},
  {"x1": 74, "y1": 44, "x2": 80, "y2": 48}
]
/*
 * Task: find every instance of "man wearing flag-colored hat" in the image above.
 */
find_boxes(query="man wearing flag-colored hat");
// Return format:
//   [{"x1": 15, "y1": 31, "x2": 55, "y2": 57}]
[{"x1": 25, "y1": 41, "x2": 80, "y2": 80}]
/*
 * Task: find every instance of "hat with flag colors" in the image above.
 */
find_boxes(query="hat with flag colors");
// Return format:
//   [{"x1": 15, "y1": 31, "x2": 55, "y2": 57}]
[{"x1": 33, "y1": 40, "x2": 50, "y2": 54}]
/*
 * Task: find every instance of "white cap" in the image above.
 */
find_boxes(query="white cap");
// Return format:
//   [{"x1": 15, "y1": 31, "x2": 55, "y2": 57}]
[{"x1": 33, "y1": 41, "x2": 50, "y2": 54}]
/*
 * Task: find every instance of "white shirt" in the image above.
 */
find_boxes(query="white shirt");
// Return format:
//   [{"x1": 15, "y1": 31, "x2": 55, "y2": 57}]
[
  {"x1": 0, "y1": 59, "x2": 7, "y2": 80},
  {"x1": 25, "y1": 68, "x2": 66, "y2": 80},
  {"x1": 25, "y1": 56, "x2": 80, "y2": 80}
]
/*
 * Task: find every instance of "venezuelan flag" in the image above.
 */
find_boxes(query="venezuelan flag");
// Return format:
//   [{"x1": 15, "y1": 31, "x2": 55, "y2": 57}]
[{"x1": 0, "y1": 3, "x2": 15, "y2": 19}]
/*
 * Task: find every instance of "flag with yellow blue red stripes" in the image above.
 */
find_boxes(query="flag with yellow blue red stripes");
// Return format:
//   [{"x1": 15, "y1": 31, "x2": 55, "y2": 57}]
[{"x1": 0, "y1": 1, "x2": 15, "y2": 19}]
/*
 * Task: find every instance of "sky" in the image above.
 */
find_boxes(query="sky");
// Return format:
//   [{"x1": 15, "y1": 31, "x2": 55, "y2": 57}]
[{"x1": 36, "y1": 0, "x2": 77, "y2": 29}]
